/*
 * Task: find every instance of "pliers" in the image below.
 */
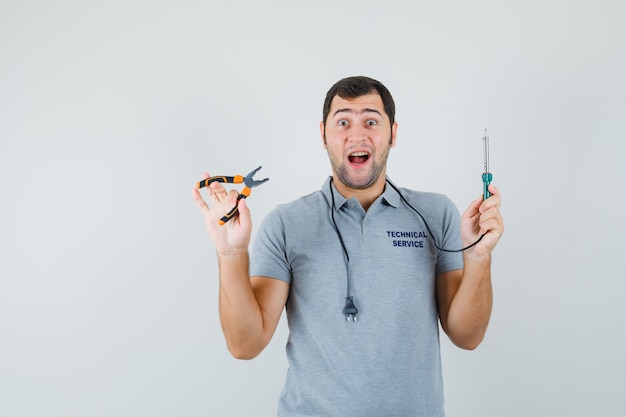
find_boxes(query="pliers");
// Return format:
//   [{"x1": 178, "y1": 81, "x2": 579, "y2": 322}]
[{"x1": 196, "y1": 166, "x2": 269, "y2": 225}]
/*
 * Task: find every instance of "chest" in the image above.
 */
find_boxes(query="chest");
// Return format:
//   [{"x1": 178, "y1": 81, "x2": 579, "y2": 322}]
[{"x1": 283, "y1": 202, "x2": 440, "y2": 317}]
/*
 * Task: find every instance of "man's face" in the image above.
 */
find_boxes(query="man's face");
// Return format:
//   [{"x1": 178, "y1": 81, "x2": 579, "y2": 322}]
[{"x1": 321, "y1": 93, "x2": 397, "y2": 190}]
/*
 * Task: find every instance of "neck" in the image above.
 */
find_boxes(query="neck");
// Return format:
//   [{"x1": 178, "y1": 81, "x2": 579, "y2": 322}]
[{"x1": 331, "y1": 174, "x2": 387, "y2": 211}]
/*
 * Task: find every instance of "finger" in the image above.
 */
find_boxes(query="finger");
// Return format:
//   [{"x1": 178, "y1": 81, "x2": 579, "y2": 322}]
[
  {"x1": 195, "y1": 172, "x2": 211, "y2": 189},
  {"x1": 192, "y1": 187, "x2": 210, "y2": 215},
  {"x1": 221, "y1": 188, "x2": 239, "y2": 206},
  {"x1": 472, "y1": 194, "x2": 483, "y2": 209},
  {"x1": 480, "y1": 188, "x2": 501, "y2": 213},
  {"x1": 462, "y1": 194, "x2": 483, "y2": 220},
  {"x1": 235, "y1": 196, "x2": 252, "y2": 228},
  {"x1": 479, "y1": 216, "x2": 496, "y2": 234},
  {"x1": 482, "y1": 184, "x2": 501, "y2": 207},
  {"x1": 480, "y1": 221, "x2": 504, "y2": 241},
  {"x1": 208, "y1": 180, "x2": 229, "y2": 203},
  {"x1": 479, "y1": 209, "x2": 504, "y2": 235}
]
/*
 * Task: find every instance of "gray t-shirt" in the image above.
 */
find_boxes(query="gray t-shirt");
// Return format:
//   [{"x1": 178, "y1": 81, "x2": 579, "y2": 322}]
[{"x1": 250, "y1": 177, "x2": 463, "y2": 417}]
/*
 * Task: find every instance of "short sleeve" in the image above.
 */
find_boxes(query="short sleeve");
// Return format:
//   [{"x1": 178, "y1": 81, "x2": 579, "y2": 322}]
[
  {"x1": 249, "y1": 208, "x2": 293, "y2": 283},
  {"x1": 435, "y1": 197, "x2": 464, "y2": 275}
]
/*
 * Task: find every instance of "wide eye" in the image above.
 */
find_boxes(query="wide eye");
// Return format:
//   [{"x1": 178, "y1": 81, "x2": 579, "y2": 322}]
[
  {"x1": 338, "y1": 119, "x2": 348, "y2": 127},
  {"x1": 366, "y1": 119, "x2": 377, "y2": 126}
]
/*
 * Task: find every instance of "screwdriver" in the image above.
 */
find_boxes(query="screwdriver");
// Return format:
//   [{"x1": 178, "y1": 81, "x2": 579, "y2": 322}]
[{"x1": 482, "y1": 129, "x2": 492, "y2": 200}]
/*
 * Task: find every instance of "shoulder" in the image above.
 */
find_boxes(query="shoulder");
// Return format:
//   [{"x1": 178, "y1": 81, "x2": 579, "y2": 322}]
[
  {"x1": 388, "y1": 184, "x2": 460, "y2": 229},
  {"x1": 270, "y1": 189, "x2": 327, "y2": 218},
  {"x1": 394, "y1": 186, "x2": 456, "y2": 211},
  {"x1": 260, "y1": 189, "x2": 328, "y2": 229}
]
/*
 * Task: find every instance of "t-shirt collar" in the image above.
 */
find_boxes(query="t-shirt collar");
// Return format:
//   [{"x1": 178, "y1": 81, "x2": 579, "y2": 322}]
[{"x1": 321, "y1": 176, "x2": 401, "y2": 211}]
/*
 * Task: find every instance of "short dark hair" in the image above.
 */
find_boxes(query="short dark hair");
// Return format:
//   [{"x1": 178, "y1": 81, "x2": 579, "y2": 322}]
[{"x1": 322, "y1": 76, "x2": 396, "y2": 126}]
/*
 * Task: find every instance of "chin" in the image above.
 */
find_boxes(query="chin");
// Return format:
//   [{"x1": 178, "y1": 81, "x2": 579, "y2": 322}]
[{"x1": 338, "y1": 170, "x2": 379, "y2": 190}]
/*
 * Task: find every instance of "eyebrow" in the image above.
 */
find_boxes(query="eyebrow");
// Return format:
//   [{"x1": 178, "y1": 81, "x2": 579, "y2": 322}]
[{"x1": 332, "y1": 108, "x2": 382, "y2": 118}]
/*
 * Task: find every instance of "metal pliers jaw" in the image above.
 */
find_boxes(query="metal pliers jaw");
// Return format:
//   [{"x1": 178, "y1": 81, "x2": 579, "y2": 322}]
[
  {"x1": 242, "y1": 165, "x2": 270, "y2": 188},
  {"x1": 196, "y1": 166, "x2": 269, "y2": 225}
]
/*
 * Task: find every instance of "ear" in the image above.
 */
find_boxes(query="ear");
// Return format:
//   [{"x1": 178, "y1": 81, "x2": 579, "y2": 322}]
[
  {"x1": 389, "y1": 121, "x2": 398, "y2": 148},
  {"x1": 320, "y1": 121, "x2": 327, "y2": 148}
]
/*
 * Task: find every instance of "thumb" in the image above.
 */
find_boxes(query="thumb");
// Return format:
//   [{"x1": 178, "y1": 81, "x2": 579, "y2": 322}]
[
  {"x1": 462, "y1": 194, "x2": 482, "y2": 220},
  {"x1": 236, "y1": 197, "x2": 252, "y2": 227},
  {"x1": 192, "y1": 187, "x2": 210, "y2": 215}
]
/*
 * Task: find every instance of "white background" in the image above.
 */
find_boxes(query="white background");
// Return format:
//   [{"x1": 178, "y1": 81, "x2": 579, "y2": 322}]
[{"x1": 1, "y1": 1, "x2": 625, "y2": 416}]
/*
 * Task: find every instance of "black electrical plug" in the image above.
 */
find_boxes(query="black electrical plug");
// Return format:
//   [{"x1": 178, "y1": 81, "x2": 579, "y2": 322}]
[{"x1": 343, "y1": 296, "x2": 358, "y2": 322}]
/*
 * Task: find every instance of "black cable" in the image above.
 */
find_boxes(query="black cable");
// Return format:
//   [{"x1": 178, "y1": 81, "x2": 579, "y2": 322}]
[
  {"x1": 328, "y1": 178, "x2": 485, "y2": 320},
  {"x1": 329, "y1": 181, "x2": 358, "y2": 321},
  {"x1": 329, "y1": 181, "x2": 351, "y2": 287},
  {"x1": 385, "y1": 179, "x2": 485, "y2": 253}
]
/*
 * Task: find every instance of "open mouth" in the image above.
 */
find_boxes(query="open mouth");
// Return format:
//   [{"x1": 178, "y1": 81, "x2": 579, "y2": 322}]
[{"x1": 348, "y1": 151, "x2": 370, "y2": 166}]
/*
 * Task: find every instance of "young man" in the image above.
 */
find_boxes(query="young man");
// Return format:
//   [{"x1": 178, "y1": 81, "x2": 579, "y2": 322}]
[{"x1": 193, "y1": 76, "x2": 504, "y2": 416}]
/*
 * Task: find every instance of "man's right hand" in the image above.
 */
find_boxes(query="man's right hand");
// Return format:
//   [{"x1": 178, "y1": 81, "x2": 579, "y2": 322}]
[{"x1": 192, "y1": 172, "x2": 252, "y2": 254}]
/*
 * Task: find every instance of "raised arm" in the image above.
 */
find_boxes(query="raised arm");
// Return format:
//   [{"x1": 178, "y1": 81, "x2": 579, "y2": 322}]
[
  {"x1": 192, "y1": 174, "x2": 289, "y2": 359},
  {"x1": 437, "y1": 184, "x2": 504, "y2": 350}
]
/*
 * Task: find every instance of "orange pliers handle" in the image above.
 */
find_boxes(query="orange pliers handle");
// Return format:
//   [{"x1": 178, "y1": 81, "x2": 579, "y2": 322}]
[
  {"x1": 195, "y1": 166, "x2": 269, "y2": 226},
  {"x1": 195, "y1": 175, "x2": 244, "y2": 189},
  {"x1": 217, "y1": 187, "x2": 252, "y2": 225}
]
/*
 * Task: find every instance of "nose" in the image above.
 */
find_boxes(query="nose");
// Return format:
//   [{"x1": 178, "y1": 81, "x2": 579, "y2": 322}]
[{"x1": 347, "y1": 125, "x2": 367, "y2": 142}]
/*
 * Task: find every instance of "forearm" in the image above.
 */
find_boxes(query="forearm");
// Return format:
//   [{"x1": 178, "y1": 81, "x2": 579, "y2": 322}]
[
  {"x1": 443, "y1": 183, "x2": 502, "y2": 349},
  {"x1": 445, "y1": 254, "x2": 493, "y2": 350},
  {"x1": 217, "y1": 251, "x2": 266, "y2": 359}
]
